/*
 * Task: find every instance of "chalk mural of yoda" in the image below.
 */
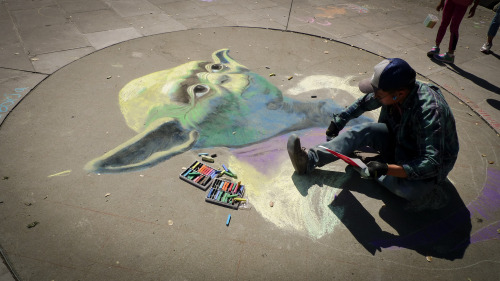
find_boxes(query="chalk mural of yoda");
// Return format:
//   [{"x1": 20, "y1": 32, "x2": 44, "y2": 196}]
[
  {"x1": 85, "y1": 49, "x2": 375, "y2": 238},
  {"x1": 85, "y1": 49, "x2": 372, "y2": 173}
]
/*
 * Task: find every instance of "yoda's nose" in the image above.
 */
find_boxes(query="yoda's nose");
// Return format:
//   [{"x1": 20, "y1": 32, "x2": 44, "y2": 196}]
[{"x1": 198, "y1": 72, "x2": 230, "y2": 85}]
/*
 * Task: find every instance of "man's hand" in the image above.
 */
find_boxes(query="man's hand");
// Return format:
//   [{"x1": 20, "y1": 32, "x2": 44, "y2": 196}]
[
  {"x1": 366, "y1": 161, "x2": 388, "y2": 178},
  {"x1": 326, "y1": 121, "x2": 340, "y2": 141}
]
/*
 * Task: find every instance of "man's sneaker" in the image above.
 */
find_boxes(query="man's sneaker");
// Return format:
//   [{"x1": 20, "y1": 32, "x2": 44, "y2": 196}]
[
  {"x1": 287, "y1": 134, "x2": 309, "y2": 175},
  {"x1": 405, "y1": 186, "x2": 449, "y2": 212},
  {"x1": 427, "y1": 46, "x2": 440, "y2": 57},
  {"x1": 434, "y1": 52, "x2": 455, "y2": 64},
  {"x1": 480, "y1": 43, "x2": 492, "y2": 54}
]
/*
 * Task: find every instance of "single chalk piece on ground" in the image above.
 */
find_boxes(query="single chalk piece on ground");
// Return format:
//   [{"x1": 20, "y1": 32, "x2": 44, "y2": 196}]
[
  {"x1": 226, "y1": 214, "x2": 231, "y2": 226},
  {"x1": 201, "y1": 156, "x2": 215, "y2": 163},
  {"x1": 269, "y1": 201, "x2": 274, "y2": 207}
]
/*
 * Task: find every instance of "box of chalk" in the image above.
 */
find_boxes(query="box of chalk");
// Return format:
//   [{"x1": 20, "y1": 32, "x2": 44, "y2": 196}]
[
  {"x1": 179, "y1": 161, "x2": 221, "y2": 191},
  {"x1": 205, "y1": 178, "x2": 245, "y2": 210}
]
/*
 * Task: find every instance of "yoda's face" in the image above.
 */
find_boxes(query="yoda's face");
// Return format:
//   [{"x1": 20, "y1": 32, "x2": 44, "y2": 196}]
[
  {"x1": 86, "y1": 49, "x2": 286, "y2": 173},
  {"x1": 120, "y1": 49, "x2": 283, "y2": 133}
]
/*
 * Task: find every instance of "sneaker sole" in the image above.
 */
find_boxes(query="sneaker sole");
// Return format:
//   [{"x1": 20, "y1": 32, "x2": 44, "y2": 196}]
[{"x1": 287, "y1": 134, "x2": 306, "y2": 174}]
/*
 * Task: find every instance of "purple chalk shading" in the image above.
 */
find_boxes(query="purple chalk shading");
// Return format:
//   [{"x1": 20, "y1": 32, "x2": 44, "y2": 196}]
[
  {"x1": 469, "y1": 168, "x2": 500, "y2": 243},
  {"x1": 469, "y1": 221, "x2": 500, "y2": 244},
  {"x1": 467, "y1": 168, "x2": 500, "y2": 221},
  {"x1": 231, "y1": 128, "x2": 325, "y2": 175}
]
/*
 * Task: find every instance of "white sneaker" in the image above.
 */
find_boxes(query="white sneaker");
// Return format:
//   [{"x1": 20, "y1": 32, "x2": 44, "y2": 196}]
[{"x1": 480, "y1": 43, "x2": 492, "y2": 53}]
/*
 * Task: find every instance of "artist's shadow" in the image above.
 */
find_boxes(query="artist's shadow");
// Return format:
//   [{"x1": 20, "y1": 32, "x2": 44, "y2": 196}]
[
  {"x1": 298, "y1": 167, "x2": 472, "y2": 260},
  {"x1": 291, "y1": 169, "x2": 349, "y2": 197}
]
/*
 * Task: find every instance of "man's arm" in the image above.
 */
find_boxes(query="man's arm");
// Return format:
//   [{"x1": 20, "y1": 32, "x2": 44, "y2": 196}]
[
  {"x1": 327, "y1": 93, "x2": 381, "y2": 138},
  {"x1": 387, "y1": 164, "x2": 408, "y2": 178}
]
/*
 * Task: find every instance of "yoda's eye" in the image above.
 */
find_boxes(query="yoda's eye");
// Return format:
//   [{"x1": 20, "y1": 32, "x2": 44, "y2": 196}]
[
  {"x1": 193, "y1": 84, "x2": 210, "y2": 97},
  {"x1": 209, "y1": 63, "x2": 224, "y2": 72}
]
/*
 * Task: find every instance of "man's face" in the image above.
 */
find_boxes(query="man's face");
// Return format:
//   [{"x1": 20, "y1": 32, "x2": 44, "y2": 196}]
[{"x1": 374, "y1": 88, "x2": 398, "y2": 105}]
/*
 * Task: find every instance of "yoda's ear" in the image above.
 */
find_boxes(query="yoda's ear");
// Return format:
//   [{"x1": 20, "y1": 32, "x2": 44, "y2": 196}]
[
  {"x1": 85, "y1": 118, "x2": 198, "y2": 173},
  {"x1": 212, "y1": 49, "x2": 248, "y2": 71}
]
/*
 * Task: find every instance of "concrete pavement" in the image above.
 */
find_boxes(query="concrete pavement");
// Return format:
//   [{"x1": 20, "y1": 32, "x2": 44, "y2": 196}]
[{"x1": 0, "y1": 0, "x2": 499, "y2": 280}]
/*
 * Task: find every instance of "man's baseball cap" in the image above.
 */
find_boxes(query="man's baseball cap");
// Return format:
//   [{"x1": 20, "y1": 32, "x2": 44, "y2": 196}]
[{"x1": 358, "y1": 58, "x2": 416, "y2": 94}]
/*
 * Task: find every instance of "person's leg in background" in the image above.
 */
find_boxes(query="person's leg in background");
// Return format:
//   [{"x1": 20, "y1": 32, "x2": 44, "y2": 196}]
[
  {"x1": 434, "y1": 2, "x2": 468, "y2": 63},
  {"x1": 428, "y1": 0, "x2": 454, "y2": 57},
  {"x1": 481, "y1": 8, "x2": 500, "y2": 53}
]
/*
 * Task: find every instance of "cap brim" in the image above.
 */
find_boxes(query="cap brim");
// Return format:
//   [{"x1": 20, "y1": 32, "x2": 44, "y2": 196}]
[{"x1": 358, "y1": 78, "x2": 374, "y2": 94}]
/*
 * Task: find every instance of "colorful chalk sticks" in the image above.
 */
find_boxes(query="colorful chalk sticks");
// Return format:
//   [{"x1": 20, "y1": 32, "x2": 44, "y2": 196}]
[
  {"x1": 179, "y1": 161, "x2": 221, "y2": 191},
  {"x1": 205, "y1": 178, "x2": 245, "y2": 210}
]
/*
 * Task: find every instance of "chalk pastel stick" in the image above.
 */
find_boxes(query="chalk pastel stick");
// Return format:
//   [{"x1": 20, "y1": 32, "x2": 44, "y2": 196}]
[
  {"x1": 201, "y1": 175, "x2": 211, "y2": 186},
  {"x1": 199, "y1": 165, "x2": 207, "y2": 174},
  {"x1": 207, "y1": 188, "x2": 214, "y2": 198},
  {"x1": 194, "y1": 175, "x2": 204, "y2": 183},
  {"x1": 192, "y1": 162, "x2": 201, "y2": 170},
  {"x1": 182, "y1": 168, "x2": 192, "y2": 176},
  {"x1": 226, "y1": 214, "x2": 231, "y2": 226},
  {"x1": 198, "y1": 152, "x2": 209, "y2": 156},
  {"x1": 188, "y1": 171, "x2": 201, "y2": 176},
  {"x1": 233, "y1": 181, "x2": 241, "y2": 193},
  {"x1": 202, "y1": 156, "x2": 214, "y2": 163}
]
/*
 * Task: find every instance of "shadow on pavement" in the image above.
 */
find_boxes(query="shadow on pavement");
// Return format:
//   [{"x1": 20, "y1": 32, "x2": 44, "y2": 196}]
[
  {"x1": 489, "y1": 51, "x2": 500, "y2": 60},
  {"x1": 446, "y1": 63, "x2": 500, "y2": 95},
  {"x1": 323, "y1": 168, "x2": 471, "y2": 260},
  {"x1": 487, "y1": 98, "x2": 500, "y2": 110}
]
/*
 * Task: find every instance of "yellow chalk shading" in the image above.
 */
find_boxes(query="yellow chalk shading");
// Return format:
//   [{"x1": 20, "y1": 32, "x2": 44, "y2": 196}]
[
  {"x1": 47, "y1": 170, "x2": 71, "y2": 178},
  {"x1": 229, "y1": 156, "x2": 350, "y2": 239}
]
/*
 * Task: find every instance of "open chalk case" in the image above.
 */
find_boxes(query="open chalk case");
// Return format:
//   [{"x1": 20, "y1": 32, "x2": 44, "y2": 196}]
[
  {"x1": 179, "y1": 161, "x2": 221, "y2": 191},
  {"x1": 205, "y1": 178, "x2": 245, "y2": 210}
]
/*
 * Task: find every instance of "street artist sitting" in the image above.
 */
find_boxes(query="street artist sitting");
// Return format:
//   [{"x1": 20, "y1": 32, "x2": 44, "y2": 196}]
[{"x1": 287, "y1": 58, "x2": 459, "y2": 211}]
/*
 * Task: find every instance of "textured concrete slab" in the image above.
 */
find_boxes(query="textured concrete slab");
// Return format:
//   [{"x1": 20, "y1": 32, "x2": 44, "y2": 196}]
[
  {"x1": 0, "y1": 69, "x2": 47, "y2": 125},
  {"x1": 18, "y1": 23, "x2": 90, "y2": 56},
  {"x1": 158, "y1": 1, "x2": 217, "y2": 19},
  {"x1": 222, "y1": 11, "x2": 285, "y2": 29},
  {"x1": 172, "y1": 14, "x2": 234, "y2": 29},
  {"x1": 84, "y1": 27, "x2": 141, "y2": 50},
  {"x1": 104, "y1": 0, "x2": 162, "y2": 18},
  {"x1": 11, "y1": 6, "x2": 67, "y2": 30},
  {"x1": 5, "y1": 0, "x2": 56, "y2": 11},
  {"x1": 57, "y1": 0, "x2": 109, "y2": 14},
  {"x1": 0, "y1": 27, "x2": 498, "y2": 280},
  {"x1": 71, "y1": 9, "x2": 130, "y2": 34},
  {"x1": 31, "y1": 47, "x2": 95, "y2": 74},
  {"x1": 0, "y1": 21, "x2": 34, "y2": 71},
  {"x1": 124, "y1": 13, "x2": 187, "y2": 36}
]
